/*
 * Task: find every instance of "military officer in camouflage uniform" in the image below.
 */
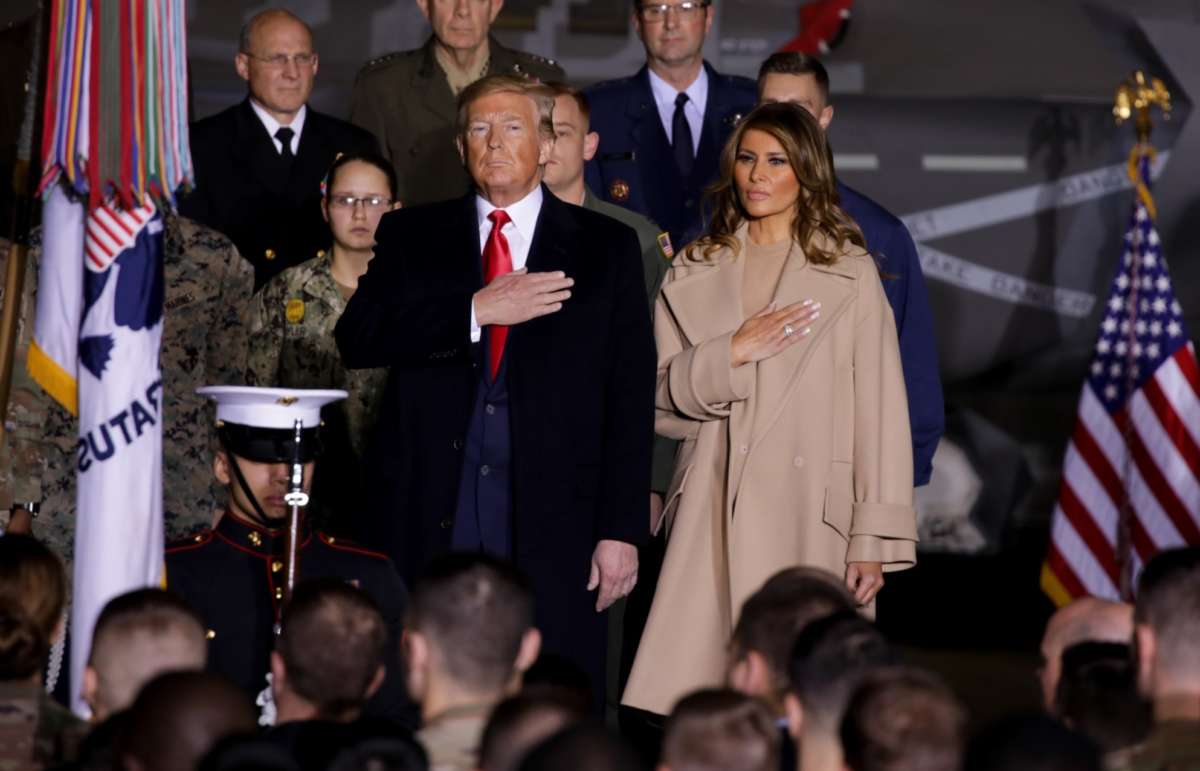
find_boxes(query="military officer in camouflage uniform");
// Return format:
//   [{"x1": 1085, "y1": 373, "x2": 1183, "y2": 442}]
[
  {"x1": 1, "y1": 215, "x2": 255, "y2": 571},
  {"x1": 247, "y1": 152, "x2": 397, "y2": 524},
  {"x1": 165, "y1": 386, "x2": 410, "y2": 724},
  {"x1": 350, "y1": 0, "x2": 563, "y2": 206}
]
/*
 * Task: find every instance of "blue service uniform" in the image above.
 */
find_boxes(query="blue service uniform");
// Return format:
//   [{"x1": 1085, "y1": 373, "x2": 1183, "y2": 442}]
[
  {"x1": 165, "y1": 513, "x2": 413, "y2": 726},
  {"x1": 584, "y1": 63, "x2": 757, "y2": 251},
  {"x1": 838, "y1": 180, "x2": 944, "y2": 486}
]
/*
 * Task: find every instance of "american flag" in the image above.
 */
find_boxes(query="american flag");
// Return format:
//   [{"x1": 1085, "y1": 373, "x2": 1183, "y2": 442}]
[{"x1": 1042, "y1": 151, "x2": 1200, "y2": 605}]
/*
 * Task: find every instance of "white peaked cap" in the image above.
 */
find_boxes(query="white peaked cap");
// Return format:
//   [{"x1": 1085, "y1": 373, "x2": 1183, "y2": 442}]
[{"x1": 196, "y1": 386, "x2": 348, "y2": 429}]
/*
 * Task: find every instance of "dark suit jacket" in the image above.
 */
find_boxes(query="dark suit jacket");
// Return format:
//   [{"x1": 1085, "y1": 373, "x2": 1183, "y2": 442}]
[
  {"x1": 838, "y1": 181, "x2": 944, "y2": 486},
  {"x1": 334, "y1": 187, "x2": 655, "y2": 673},
  {"x1": 179, "y1": 99, "x2": 378, "y2": 289},
  {"x1": 584, "y1": 63, "x2": 757, "y2": 250}
]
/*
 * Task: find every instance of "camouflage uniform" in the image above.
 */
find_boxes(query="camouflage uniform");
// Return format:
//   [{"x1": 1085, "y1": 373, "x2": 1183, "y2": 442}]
[
  {"x1": 0, "y1": 681, "x2": 88, "y2": 769},
  {"x1": 0, "y1": 215, "x2": 255, "y2": 572},
  {"x1": 1109, "y1": 720, "x2": 1200, "y2": 771},
  {"x1": 246, "y1": 253, "x2": 387, "y2": 521}
]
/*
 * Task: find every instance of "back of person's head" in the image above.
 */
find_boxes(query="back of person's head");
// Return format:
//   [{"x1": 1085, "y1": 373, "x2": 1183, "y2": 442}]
[
  {"x1": 406, "y1": 554, "x2": 539, "y2": 697},
  {"x1": 787, "y1": 612, "x2": 896, "y2": 736},
  {"x1": 840, "y1": 667, "x2": 966, "y2": 771},
  {"x1": 1133, "y1": 546, "x2": 1200, "y2": 692},
  {"x1": 518, "y1": 722, "x2": 644, "y2": 771},
  {"x1": 965, "y1": 713, "x2": 1101, "y2": 771},
  {"x1": 755, "y1": 51, "x2": 831, "y2": 98},
  {"x1": 1038, "y1": 597, "x2": 1132, "y2": 708},
  {"x1": 85, "y1": 588, "x2": 207, "y2": 720},
  {"x1": 521, "y1": 653, "x2": 594, "y2": 712},
  {"x1": 328, "y1": 737, "x2": 429, "y2": 771},
  {"x1": 729, "y1": 567, "x2": 856, "y2": 705},
  {"x1": 479, "y1": 686, "x2": 589, "y2": 771},
  {"x1": 0, "y1": 602, "x2": 49, "y2": 680},
  {"x1": 199, "y1": 736, "x2": 301, "y2": 771},
  {"x1": 660, "y1": 689, "x2": 779, "y2": 771},
  {"x1": 118, "y1": 670, "x2": 257, "y2": 771},
  {"x1": 0, "y1": 534, "x2": 66, "y2": 644},
  {"x1": 274, "y1": 578, "x2": 388, "y2": 720},
  {"x1": 1054, "y1": 641, "x2": 1150, "y2": 754}
]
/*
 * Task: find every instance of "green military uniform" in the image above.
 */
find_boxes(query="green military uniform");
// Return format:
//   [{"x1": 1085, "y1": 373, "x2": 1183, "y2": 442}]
[
  {"x1": 0, "y1": 681, "x2": 88, "y2": 769},
  {"x1": 580, "y1": 186, "x2": 677, "y2": 494},
  {"x1": 245, "y1": 253, "x2": 387, "y2": 505},
  {"x1": 1, "y1": 215, "x2": 254, "y2": 570},
  {"x1": 1109, "y1": 720, "x2": 1200, "y2": 771},
  {"x1": 350, "y1": 36, "x2": 564, "y2": 206}
]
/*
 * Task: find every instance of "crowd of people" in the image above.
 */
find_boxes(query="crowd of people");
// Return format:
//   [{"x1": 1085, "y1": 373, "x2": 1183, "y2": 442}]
[{"x1": 4, "y1": 0, "x2": 1189, "y2": 769}]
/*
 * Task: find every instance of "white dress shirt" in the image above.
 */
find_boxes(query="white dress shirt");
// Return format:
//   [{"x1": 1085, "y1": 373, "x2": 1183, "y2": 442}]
[
  {"x1": 469, "y1": 184, "x2": 545, "y2": 342},
  {"x1": 249, "y1": 99, "x2": 306, "y2": 156},
  {"x1": 647, "y1": 66, "x2": 708, "y2": 153}
]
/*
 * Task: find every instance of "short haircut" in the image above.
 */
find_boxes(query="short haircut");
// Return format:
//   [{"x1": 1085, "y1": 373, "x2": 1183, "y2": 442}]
[
  {"x1": 89, "y1": 588, "x2": 207, "y2": 715},
  {"x1": 840, "y1": 667, "x2": 967, "y2": 771},
  {"x1": 276, "y1": 578, "x2": 388, "y2": 718},
  {"x1": 1134, "y1": 546, "x2": 1200, "y2": 678},
  {"x1": 1054, "y1": 641, "x2": 1150, "y2": 753},
  {"x1": 542, "y1": 81, "x2": 591, "y2": 125},
  {"x1": 328, "y1": 737, "x2": 429, "y2": 771},
  {"x1": 407, "y1": 554, "x2": 535, "y2": 692},
  {"x1": 325, "y1": 152, "x2": 399, "y2": 201},
  {"x1": 479, "y1": 686, "x2": 589, "y2": 771},
  {"x1": 456, "y1": 74, "x2": 556, "y2": 142},
  {"x1": 518, "y1": 722, "x2": 643, "y2": 771},
  {"x1": 964, "y1": 714, "x2": 1101, "y2": 771},
  {"x1": 756, "y1": 52, "x2": 831, "y2": 101},
  {"x1": 238, "y1": 8, "x2": 313, "y2": 54},
  {"x1": 0, "y1": 534, "x2": 65, "y2": 642},
  {"x1": 730, "y1": 567, "x2": 856, "y2": 696},
  {"x1": 788, "y1": 612, "x2": 896, "y2": 732},
  {"x1": 0, "y1": 602, "x2": 50, "y2": 680},
  {"x1": 662, "y1": 689, "x2": 779, "y2": 771}
]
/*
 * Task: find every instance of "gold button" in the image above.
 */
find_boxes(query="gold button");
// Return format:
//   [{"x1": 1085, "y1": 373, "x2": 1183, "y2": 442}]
[
  {"x1": 206, "y1": 629, "x2": 216, "y2": 640},
  {"x1": 316, "y1": 249, "x2": 326, "y2": 258},
  {"x1": 327, "y1": 537, "x2": 336, "y2": 544},
  {"x1": 265, "y1": 248, "x2": 276, "y2": 260},
  {"x1": 272, "y1": 560, "x2": 283, "y2": 573},
  {"x1": 194, "y1": 534, "x2": 204, "y2": 542},
  {"x1": 274, "y1": 587, "x2": 283, "y2": 600},
  {"x1": 248, "y1": 532, "x2": 262, "y2": 547}
]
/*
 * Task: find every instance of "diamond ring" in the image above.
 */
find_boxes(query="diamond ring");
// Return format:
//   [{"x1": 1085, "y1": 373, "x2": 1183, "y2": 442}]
[{"x1": 784, "y1": 324, "x2": 795, "y2": 337}]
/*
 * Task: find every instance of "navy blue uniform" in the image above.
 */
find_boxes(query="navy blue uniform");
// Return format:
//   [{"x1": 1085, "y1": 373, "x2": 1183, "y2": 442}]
[
  {"x1": 165, "y1": 513, "x2": 412, "y2": 725},
  {"x1": 585, "y1": 64, "x2": 757, "y2": 251},
  {"x1": 838, "y1": 181, "x2": 943, "y2": 486}
]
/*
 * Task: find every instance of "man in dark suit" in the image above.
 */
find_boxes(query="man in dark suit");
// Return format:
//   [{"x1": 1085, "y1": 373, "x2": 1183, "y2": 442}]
[
  {"x1": 335, "y1": 74, "x2": 654, "y2": 709},
  {"x1": 180, "y1": 9, "x2": 378, "y2": 289},
  {"x1": 757, "y1": 52, "x2": 944, "y2": 488},
  {"x1": 584, "y1": 0, "x2": 757, "y2": 252}
]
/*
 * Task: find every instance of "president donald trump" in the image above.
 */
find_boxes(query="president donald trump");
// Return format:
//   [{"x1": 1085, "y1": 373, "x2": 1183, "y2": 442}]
[{"x1": 335, "y1": 74, "x2": 654, "y2": 705}]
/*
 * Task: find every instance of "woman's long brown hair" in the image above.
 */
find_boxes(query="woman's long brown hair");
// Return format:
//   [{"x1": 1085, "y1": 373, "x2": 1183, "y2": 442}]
[{"x1": 691, "y1": 102, "x2": 866, "y2": 265}]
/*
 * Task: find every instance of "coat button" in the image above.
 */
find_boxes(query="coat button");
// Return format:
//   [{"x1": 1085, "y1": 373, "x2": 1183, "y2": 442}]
[
  {"x1": 264, "y1": 248, "x2": 276, "y2": 260},
  {"x1": 272, "y1": 560, "x2": 283, "y2": 572},
  {"x1": 480, "y1": 464, "x2": 491, "y2": 476},
  {"x1": 739, "y1": 445, "x2": 749, "y2": 454},
  {"x1": 206, "y1": 629, "x2": 216, "y2": 640},
  {"x1": 440, "y1": 519, "x2": 452, "y2": 529},
  {"x1": 793, "y1": 456, "x2": 805, "y2": 468},
  {"x1": 452, "y1": 439, "x2": 463, "y2": 450},
  {"x1": 274, "y1": 587, "x2": 283, "y2": 601},
  {"x1": 485, "y1": 404, "x2": 496, "y2": 415}
]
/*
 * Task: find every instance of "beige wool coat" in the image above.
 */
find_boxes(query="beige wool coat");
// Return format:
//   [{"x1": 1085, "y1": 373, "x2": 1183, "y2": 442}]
[{"x1": 622, "y1": 225, "x2": 918, "y2": 716}]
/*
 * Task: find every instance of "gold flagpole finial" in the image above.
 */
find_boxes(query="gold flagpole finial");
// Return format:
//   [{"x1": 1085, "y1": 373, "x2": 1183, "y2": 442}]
[{"x1": 1114, "y1": 70, "x2": 1171, "y2": 143}]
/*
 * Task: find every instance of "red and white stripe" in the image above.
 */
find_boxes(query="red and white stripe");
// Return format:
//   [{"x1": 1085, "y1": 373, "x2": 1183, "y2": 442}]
[
  {"x1": 84, "y1": 201, "x2": 155, "y2": 271},
  {"x1": 1047, "y1": 343, "x2": 1200, "y2": 601}
]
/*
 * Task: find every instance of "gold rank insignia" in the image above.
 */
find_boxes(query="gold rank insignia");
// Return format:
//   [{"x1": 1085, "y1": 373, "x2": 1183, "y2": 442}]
[
  {"x1": 609, "y1": 179, "x2": 631, "y2": 203},
  {"x1": 285, "y1": 298, "x2": 305, "y2": 324},
  {"x1": 657, "y1": 232, "x2": 675, "y2": 259}
]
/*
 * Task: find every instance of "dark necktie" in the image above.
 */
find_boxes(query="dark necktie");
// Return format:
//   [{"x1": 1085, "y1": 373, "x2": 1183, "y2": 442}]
[
  {"x1": 672, "y1": 92, "x2": 693, "y2": 179},
  {"x1": 275, "y1": 127, "x2": 295, "y2": 161},
  {"x1": 483, "y1": 210, "x2": 514, "y2": 380}
]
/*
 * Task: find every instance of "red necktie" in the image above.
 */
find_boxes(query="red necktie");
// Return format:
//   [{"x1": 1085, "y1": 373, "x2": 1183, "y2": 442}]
[{"x1": 483, "y1": 209, "x2": 513, "y2": 380}]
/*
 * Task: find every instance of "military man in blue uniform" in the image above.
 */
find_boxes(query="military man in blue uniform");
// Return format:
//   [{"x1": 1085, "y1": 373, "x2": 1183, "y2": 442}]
[
  {"x1": 758, "y1": 52, "x2": 944, "y2": 487},
  {"x1": 584, "y1": 0, "x2": 757, "y2": 251},
  {"x1": 165, "y1": 386, "x2": 411, "y2": 726}
]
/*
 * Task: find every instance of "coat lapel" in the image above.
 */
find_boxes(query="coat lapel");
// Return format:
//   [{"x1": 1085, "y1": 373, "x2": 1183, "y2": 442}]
[
  {"x1": 413, "y1": 38, "x2": 456, "y2": 126},
  {"x1": 233, "y1": 100, "x2": 290, "y2": 194},
  {"x1": 291, "y1": 111, "x2": 331, "y2": 202},
  {"x1": 629, "y1": 67, "x2": 681, "y2": 229},
  {"x1": 659, "y1": 236, "x2": 745, "y2": 347}
]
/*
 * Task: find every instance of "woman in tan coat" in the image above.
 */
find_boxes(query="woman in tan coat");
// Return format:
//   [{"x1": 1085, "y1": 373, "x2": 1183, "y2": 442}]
[{"x1": 623, "y1": 103, "x2": 917, "y2": 716}]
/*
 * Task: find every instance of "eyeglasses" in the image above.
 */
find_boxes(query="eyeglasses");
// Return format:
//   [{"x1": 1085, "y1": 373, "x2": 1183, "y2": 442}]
[
  {"x1": 244, "y1": 52, "x2": 317, "y2": 69},
  {"x1": 637, "y1": 1, "x2": 710, "y2": 22},
  {"x1": 329, "y1": 195, "x2": 392, "y2": 210}
]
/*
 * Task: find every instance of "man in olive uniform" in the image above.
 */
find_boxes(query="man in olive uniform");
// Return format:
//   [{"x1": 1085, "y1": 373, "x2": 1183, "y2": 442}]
[
  {"x1": 164, "y1": 386, "x2": 411, "y2": 726},
  {"x1": 350, "y1": 0, "x2": 563, "y2": 206},
  {"x1": 2, "y1": 215, "x2": 254, "y2": 561}
]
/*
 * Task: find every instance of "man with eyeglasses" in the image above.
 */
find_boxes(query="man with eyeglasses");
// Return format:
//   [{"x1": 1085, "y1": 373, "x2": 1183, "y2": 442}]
[
  {"x1": 181, "y1": 9, "x2": 378, "y2": 290},
  {"x1": 584, "y1": 0, "x2": 756, "y2": 252},
  {"x1": 351, "y1": 0, "x2": 564, "y2": 207}
]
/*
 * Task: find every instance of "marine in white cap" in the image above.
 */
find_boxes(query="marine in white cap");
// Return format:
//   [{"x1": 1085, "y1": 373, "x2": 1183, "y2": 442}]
[{"x1": 164, "y1": 386, "x2": 414, "y2": 726}]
